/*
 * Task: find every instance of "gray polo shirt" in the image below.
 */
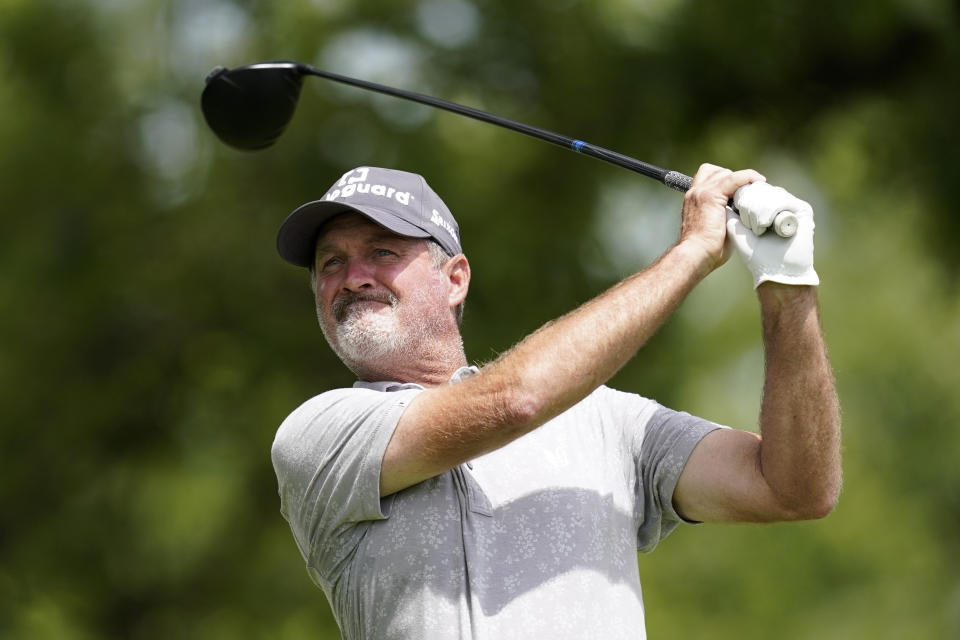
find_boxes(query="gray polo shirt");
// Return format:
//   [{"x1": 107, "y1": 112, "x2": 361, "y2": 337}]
[{"x1": 271, "y1": 367, "x2": 723, "y2": 639}]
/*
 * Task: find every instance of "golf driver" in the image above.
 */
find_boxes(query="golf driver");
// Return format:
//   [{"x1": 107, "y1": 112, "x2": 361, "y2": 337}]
[{"x1": 201, "y1": 61, "x2": 798, "y2": 238}]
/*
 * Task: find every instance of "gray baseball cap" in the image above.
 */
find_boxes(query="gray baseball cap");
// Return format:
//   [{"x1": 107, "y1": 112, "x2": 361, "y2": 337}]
[{"x1": 277, "y1": 166, "x2": 463, "y2": 268}]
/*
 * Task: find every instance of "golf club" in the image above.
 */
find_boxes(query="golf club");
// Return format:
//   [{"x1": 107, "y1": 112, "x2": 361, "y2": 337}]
[{"x1": 201, "y1": 61, "x2": 798, "y2": 238}]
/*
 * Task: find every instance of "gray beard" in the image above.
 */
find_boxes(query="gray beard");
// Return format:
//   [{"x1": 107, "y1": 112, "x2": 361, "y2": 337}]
[
  {"x1": 333, "y1": 305, "x2": 402, "y2": 365},
  {"x1": 319, "y1": 289, "x2": 454, "y2": 376}
]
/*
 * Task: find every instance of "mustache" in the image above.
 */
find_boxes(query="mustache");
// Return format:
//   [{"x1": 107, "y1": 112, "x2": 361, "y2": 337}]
[{"x1": 332, "y1": 291, "x2": 398, "y2": 322}]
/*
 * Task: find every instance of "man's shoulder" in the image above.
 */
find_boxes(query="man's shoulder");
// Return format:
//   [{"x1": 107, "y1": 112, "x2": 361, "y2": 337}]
[
  {"x1": 275, "y1": 384, "x2": 423, "y2": 443},
  {"x1": 577, "y1": 385, "x2": 661, "y2": 413},
  {"x1": 281, "y1": 385, "x2": 408, "y2": 424},
  {"x1": 282, "y1": 386, "x2": 372, "y2": 421},
  {"x1": 306, "y1": 385, "x2": 384, "y2": 406}
]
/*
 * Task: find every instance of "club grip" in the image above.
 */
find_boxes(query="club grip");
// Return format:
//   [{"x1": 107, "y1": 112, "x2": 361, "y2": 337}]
[
  {"x1": 663, "y1": 171, "x2": 692, "y2": 192},
  {"x1": 771, "y1": 211, "x2": 798, "y2": 238},
  {"x1": 664, "y1": 171, "x2": 796, "y2": 238}
]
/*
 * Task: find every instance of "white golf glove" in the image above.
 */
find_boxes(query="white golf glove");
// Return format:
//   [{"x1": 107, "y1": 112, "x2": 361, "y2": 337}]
[{"x1": 726, "y1": 182, "x2": 819, "y2": 288}]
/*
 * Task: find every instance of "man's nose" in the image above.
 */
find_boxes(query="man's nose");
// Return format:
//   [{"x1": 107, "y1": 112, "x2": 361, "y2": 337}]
[{"x1": 342, "y1": 258, "x2": 375, "y2": 291}]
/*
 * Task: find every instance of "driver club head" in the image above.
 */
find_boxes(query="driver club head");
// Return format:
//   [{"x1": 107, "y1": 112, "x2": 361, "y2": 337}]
[{"x1": 201, "y1": 62, "x2": 305, "y2": 150}]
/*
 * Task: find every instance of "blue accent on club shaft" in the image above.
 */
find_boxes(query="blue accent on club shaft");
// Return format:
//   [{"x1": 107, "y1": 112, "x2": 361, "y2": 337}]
[{"x1": 572, "y1": 140, "x2": 586, "y2": 152}]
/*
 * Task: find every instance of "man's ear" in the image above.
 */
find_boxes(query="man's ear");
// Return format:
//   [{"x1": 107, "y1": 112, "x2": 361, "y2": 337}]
[{"x1": 445, "y1": 254, "x2": 470, "y2": 308}]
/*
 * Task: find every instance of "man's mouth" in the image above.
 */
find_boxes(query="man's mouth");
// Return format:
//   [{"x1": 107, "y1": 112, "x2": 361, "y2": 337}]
[{"x1": 332, "y1": 292, "x2": 396, "y2": 322}]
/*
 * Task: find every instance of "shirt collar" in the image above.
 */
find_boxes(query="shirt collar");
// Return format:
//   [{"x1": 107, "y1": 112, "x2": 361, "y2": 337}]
[{"x1": 353, "y1": 365, "x2": 479, "y2": 392}]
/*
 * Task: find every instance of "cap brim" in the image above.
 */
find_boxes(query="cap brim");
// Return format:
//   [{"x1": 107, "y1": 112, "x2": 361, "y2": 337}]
[{"x1": 276, "y1": 201, "x2": 432, "y2": 267}]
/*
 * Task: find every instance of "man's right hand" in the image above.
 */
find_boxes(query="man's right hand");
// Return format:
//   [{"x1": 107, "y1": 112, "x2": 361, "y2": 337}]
[{"x1": 678, "y1": 163, "x2": 766, "y2": 276}]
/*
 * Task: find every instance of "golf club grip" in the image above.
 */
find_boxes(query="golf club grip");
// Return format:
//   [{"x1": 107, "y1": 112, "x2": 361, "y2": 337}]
[
  {"x1": 661, "y1": 171, "x2": 797, "y2": 238},
  {"x1": 663, "y1": 171, "x2": 693, "y2": 192}
]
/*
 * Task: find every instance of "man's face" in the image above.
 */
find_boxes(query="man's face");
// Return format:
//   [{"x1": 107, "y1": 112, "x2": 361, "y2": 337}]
[{"x1": 312, "y1": 214, "x2": 454, "y2": 371}]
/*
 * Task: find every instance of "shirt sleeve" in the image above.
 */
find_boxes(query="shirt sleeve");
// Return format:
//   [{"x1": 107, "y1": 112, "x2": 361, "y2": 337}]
[
  {"x1": 584, "y1": 387, "x2": 725, "y2": 553},
  {"x1": 634, "y1": 404, "x2": 726, "y2": 552},
  {"x1": 270, "y1": 386, "x2": 422, "y2": 584}
]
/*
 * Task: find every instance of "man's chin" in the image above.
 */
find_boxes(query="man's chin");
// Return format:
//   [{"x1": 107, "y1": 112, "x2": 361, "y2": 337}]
[
  {"x1": 335, "y1": 298, "x2": 393, "y2": 323},
  {"x1": 331, "y1": 312, "x2": 399, "y2": 364},
  {"x1": 342, "y1": 305, "x2": 395, "y2": 330}
]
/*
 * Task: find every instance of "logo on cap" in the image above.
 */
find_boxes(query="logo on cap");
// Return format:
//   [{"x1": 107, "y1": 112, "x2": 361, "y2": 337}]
[
  {"x1": 323, "y1": 167, "x2": 415, "y2": 207},
  {"x1": 431, "y1": 209, "x2": 459, "y2": 243}
]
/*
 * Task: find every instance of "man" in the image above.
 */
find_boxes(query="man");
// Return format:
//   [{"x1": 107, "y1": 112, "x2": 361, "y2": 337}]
[{"x1": 271, "y1": 164, "x2": 841, "y2": 639}]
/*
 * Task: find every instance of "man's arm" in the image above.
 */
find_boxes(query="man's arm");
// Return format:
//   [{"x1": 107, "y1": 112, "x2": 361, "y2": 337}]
[
  {"x1": 380, "y1": 164, "x2": 761, "y2": 496},
  {"x1": 672, "y1": 284, "x2": 842, "y2": 522}
]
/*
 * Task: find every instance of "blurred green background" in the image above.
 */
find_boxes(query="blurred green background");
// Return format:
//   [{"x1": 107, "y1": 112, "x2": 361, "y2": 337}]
[{"x1": 2, "y1": 0, "x2": 958, "y2": 637}]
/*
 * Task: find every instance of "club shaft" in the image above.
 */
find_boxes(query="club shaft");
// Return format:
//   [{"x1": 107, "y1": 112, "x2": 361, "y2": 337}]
[{"x1": 295, "y1": 63, "x2": 692, "y2": 193}]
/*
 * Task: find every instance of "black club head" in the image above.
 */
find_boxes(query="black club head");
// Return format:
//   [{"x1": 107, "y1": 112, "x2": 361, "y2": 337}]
[{"x1": 201, "y1": 62, "x2": 305, "y2": 150}]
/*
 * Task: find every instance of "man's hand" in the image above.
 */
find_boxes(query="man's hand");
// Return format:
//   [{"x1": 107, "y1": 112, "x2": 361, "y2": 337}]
[
  {"x1": 733, "y1": 181, "x2": 800, "y2": 237},
  {"x1": 726, "y1": 183, "x2": 819, "y2": 288},
  {"x1": 679, "y1": 164, "x2": 766, "y2": 275}
]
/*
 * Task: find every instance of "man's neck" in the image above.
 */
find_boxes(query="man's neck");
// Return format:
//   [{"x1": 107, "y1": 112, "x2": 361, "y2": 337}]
[{"x1": 348, "y1": 339, "x2": 468, "y2": 387}]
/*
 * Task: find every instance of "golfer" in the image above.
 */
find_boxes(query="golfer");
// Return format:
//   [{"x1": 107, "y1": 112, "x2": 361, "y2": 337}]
[{"x1": 271, "y1": 163, "x2": 841, "y2": 639}]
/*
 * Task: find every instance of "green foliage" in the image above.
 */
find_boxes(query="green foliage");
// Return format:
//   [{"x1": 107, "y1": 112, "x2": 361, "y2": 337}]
[{"x1": 1, "y1": 0, "x2": 958, "y2": 638}]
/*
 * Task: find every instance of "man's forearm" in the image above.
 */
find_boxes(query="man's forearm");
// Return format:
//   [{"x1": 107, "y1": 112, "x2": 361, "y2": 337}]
[
  {"x1": 756, "y1": 283, "x2": 842, "y2": 517},
  {"x1": 489, "y1": 240, "x2": 714, "y2": 429},
  {"x1": 383, "y1": 165, "x2": 761, "y2": 496},
  {"x1": 382, "y1": 240, "x2": 715, "y2": 496}
]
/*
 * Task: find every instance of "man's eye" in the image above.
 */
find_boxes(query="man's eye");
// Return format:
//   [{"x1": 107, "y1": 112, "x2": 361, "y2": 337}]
[
  {"x1": 321, "y1": 257, "x2": 343, "y2": 270},
  {"x1": 375, "y1": 249, "x2": 396, "y2": 257}
]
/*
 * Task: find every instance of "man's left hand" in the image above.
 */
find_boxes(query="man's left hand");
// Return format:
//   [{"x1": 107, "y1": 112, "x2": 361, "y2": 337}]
[{"x1": 726, "y1": 184, "x2": 819, "y2": 288}]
